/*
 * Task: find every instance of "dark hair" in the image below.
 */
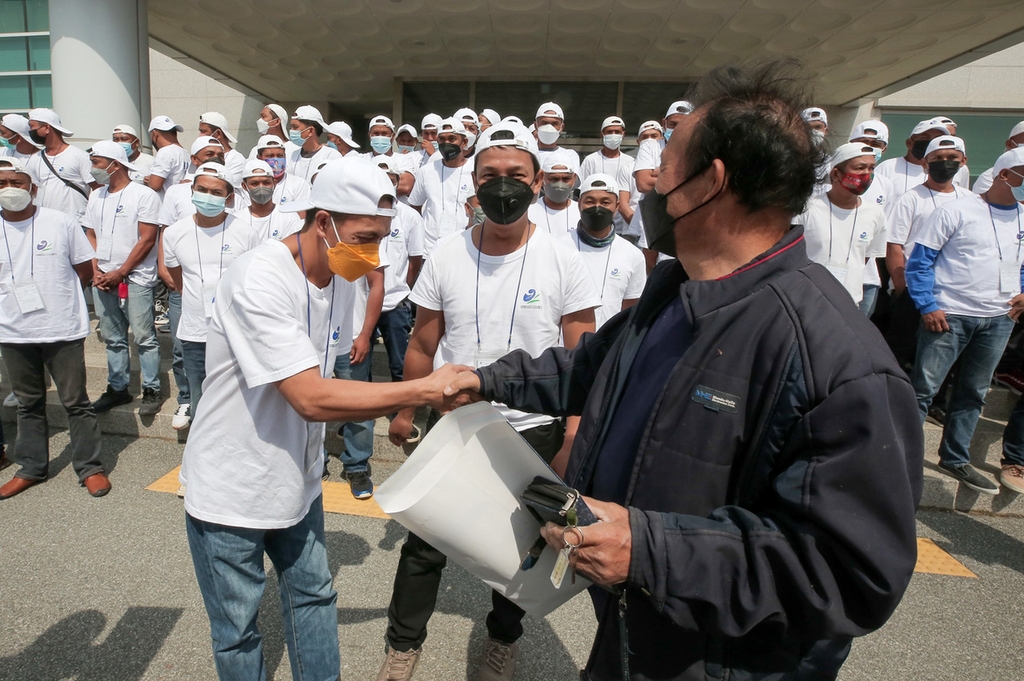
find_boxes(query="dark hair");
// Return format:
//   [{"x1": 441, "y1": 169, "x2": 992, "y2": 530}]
[
  {"x1": 682, "y1": 60, "x2": 825, "y2": 215},
  {"x1": 298, "y1": 119, "x2": 324, "y2": 136}
]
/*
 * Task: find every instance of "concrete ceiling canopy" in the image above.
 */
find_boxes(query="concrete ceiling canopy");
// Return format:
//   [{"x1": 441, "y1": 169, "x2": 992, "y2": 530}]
[{"x1": 146, "y1": 0, "x2": 1024, "y2": 116}]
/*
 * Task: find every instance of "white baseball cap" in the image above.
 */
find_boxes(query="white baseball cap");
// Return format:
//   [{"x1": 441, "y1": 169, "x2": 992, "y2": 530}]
[
  {"x1": 199, "y1": 112, "x2": 237, "y2": 145},
  {"x1": 242, "y1": 159, "x2": 274, "y2": 180},
  {"x1": 535, "y1": 102, "x2": 564, "y2": 121},
  {"x1": 541, "y1": 149, "x2": 579, "y2": 175},
  {"x1": 421, "y1": 113, "x2": 442, "y2": 131},
  {"x1": 801, "y1": 107, "x2": 828, "y2": 126},
  {"x1": 476, "y1": 121, "x2": 540, "y2": 164},
  {"x1": 831, "y1": 142, "x2": 878, "y2": 169},
  {"x1": 437, "y1": 117, "x2": 467, "y2": 137},
  {"x1": 850, "y1": 119, "x2": 889, "y2": 144},
  {"x1": 664, "y1": 100, "x2": 693, "y2": 118},
  {"x1": 580, "y1": 173, "x2": 619, "y2": 196},
  {"x1": 293, "y1": 105, "x2": 327, "y2": 127},
  {"x1": 112, "y1": 124, "x2": 139, "y2": 140},
  {"x1": 280, "y1": 156, "x2": 397, "y2": 217},
  {"x1": 29, "y1": 108, "x2": 73, "y2": 137},
  {"x1": 454, "y1": 107, "x2": 478, "y2": 125},
  {"x1": 994, "y1": 148, "x2": 1024, "y2": 174},
  {"x1": 264, "y1": 103, "x2": 288, "y2": 123},
  {"x1": 1009, "y1": 121, "x2": 1024, "y2": 140},
  {"x1": 190, "y1": 136, "x2": 223, "y2": 156},
  {"x1": 600, "y1": 116, "x2": 625, "y2": 131},
  {"x1": 396, "y1": 123, "x2": 417, "y2": 139},
  {"x1": 0, "y1": 157, "x2": 38, "y2": 185},
  {"x1": 0, "y1": 113, "x2": 39, "y2": 147},
  {"x1": 911, "y1": 119, "x2": 949, "y2": 136},
  {"x1": 374, "y1": 155, "x2": 400, "y2": 175},
  {"x1": 254, "y1": 135, "x2": 287, "y2": 153},
  {"x1": 369, "y1": 115, "x2": 395, "y2": 132},
  {"x1": 90, "y1": 139, "x2": 139, "y2": 172},
  {"x1": 638, "y1": 120, "x2": 663, "y2": 136},
  {"x1": 503, "y1": 115, "x2": 524, "y2": 126},
  {"x1": 930, "y1": 116, "x2": 956, "y2": 129},
  {"x1": 480, "y1": 108, "x2": 501, "y2": 124},
  {"x1": 325, "y1": 120, "x2": 359, "y2": 149},
  {"x1": 149, "y1": 115, "x2": 183, "y2": 133},
  {"x1": 924, "y1": 135, "x2": 966, "y2": 158},
  {"x1": 192, "y1": 162, "x2": 232, "y2": 187}
]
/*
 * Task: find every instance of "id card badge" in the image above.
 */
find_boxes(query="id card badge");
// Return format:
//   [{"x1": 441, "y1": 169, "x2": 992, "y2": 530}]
[
  {"x1": 1000, "y1": 261, "x2": 1021, "y2": 294},
  {"x1": 473, "y1": 346, "x2": 507, "y2": 370},
  {"x1": 305, "y1": 422, "x2": 323, "y2": 475},
  {"x1": 824, "y1": 262, "x2": 848, "y2": 284},
  {"x1": 202, "y1": 282, "x2": 218, "y2": 318},
  {"x1": 95, "y1": 232, "x2": 114, "y2": 260},
  {"x1": 14, "y1": 280, "x2": 45, "y2": 314}
]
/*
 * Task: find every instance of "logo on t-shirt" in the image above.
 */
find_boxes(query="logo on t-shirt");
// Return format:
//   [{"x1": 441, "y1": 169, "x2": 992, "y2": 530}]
[
  {"x1": 610, "y1": 268, "x2": 620, "y2": 278},
  {"x1": 271, "y1": 229, "x2": 280, "y2": 238},
  {"x1": 858, "y1": 231, "x2": 869, "y2": 241},
  {"x1": 35, "y1": 240, "x2": 54, "y2": 254},
  {"x1": 222, "y1": 244, "x2": 231, "y2": 253},
  {"x1": 115, "y1": 205, "x2": 126, "y2": 215},
  {"x1": 390, "y1": 228, "x2": 400, "y2": 239},
  {"x1": 331, "y1": 326, "x2": 340, "y2": 343},
  {"x1": 522, "y1": 289, "x2": 540, "y2": 305},
  {"x1": 876, "y1": 195, "x2": 884, "y2": 204}
]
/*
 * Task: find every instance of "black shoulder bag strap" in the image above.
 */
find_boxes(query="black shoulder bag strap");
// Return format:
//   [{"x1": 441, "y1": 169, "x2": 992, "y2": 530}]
[{"x1": 39, "y1": 150, "x2": 89, "y2": 199}]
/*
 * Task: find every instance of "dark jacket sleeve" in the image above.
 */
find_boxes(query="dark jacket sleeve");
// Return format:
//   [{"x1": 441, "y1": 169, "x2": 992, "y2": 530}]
[
  {"x1": 474, "y1": 309, "x2": 629, "y2": 417},
  {"x1": 628, "y1": 372, "x2": 923, "y2": 639}
]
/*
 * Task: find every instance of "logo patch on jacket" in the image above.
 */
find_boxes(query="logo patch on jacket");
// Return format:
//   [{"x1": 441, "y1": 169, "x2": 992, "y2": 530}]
[{"x1": 692, "y1": 385, "x2": 740, "y2": 413}]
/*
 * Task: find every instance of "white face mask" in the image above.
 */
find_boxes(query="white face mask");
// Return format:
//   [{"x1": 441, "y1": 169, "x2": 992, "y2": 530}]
[
  {"x1": 603, "y1": 134, "x2": 623, "y2": 151},
  {"x1": 537, "y1": 124, "x2": 560, "y2": 146},
  {"x1": 0, "y1": 187, "x2": 32, "y2": 212},
  {"x1": 465, "y1": 131, "x2": 477, "y2": 149},
  {"x1": 256, "y1": 118, "x2": 270, "y2": 135}
]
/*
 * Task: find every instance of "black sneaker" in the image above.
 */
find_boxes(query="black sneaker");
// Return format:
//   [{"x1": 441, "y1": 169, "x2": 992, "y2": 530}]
[
  {"x1": 938, "y1": 462, "x2": 999, "y2": 495},
  {"x1": 346, "y1": 470, "x2": 374, "y2": 499},
  {"x1": 138, "y1": 388, "x2": 162, "y2": 416},
  {"x1": 91, "y1": 385, "x2": 132, "y2": 413},
  {"x1": 925, "y1": 406, "x2": 946, "y2": 426}
]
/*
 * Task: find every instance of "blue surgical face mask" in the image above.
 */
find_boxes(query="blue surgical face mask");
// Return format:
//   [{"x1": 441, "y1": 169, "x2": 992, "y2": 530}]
[
  {"x1": 664, "y1": 128, "x2": 674, "y2": 142},
  {"x1": 1007, "y1": 170, "x2": 1024, "y2": 203},
  {"x1": 192, "y1": 191, "x2": 227, "y2": 218},
  {"x1": 370, "y1": 135, "x2": 392, "y2": 154},
  {"x1": 326, "y1": 141, "x2": 338, "y2": 151},
  {"x1": 873, "y1": 148, "x2": 883, "y2": 163},
  {"x1": 0, "y1": 136, "x2": 13, "y2": 150},
  {"x1": 289, "y1": 128, "x2": 306, "y2": 145},
  {"x1": 119, "y1": 142, "x2": 134, "y2": 157},
  {"x1": 398, "y1": 144, "x2": 415, "y2": 154}
]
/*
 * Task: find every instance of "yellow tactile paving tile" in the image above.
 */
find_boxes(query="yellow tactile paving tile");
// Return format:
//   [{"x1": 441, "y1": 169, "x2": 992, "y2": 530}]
[
  {"x1": 146, "y1": 467, "x2": 390, "y2": 520},
  {"x1": 915, "y1": 538, "x2": 977, "y2": 578}
]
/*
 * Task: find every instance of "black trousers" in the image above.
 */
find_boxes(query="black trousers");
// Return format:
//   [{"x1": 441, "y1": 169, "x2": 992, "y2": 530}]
[{"x1": 385, "y1": 415, "x2": 565, "y2": 652}]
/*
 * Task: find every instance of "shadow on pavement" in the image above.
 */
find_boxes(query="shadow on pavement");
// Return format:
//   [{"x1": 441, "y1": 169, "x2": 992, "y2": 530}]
[
  {"x1": 0, "y1": 606, "x2": 183, "y2": 680},
  {"x1": 917, "y1": 509, "x2": 1024, "y2": 575}
]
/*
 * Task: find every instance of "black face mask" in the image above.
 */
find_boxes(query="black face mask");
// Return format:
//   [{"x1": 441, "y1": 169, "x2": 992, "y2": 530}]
[
  {"x1": 438, "y1": 143, "x2": 462, "y2": 162},
  {"x1": 639, "y1": 168, "x2": 719, "y2": 258},
  {"x1": 29, "y1": 128, "x2": 46, "y2": 145},
  {"x1": 579, "y1": 206, "x2": 615, "y2": 234},
  {"x1": 476, "y1": 176, "x2": 535, "y2": 225},
  {"x1": 910, "y1": 139, "x2": 930, "y2": 160},
  {"x1": 927, "y1": 159, "x2": 960, "y2": 184}
]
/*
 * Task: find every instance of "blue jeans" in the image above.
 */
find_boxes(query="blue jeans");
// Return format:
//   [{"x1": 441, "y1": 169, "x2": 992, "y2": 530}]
[
  {"x1": 1002, "y1": 393, "x2": 1024, "y2": 467},
  {"x1": 186, "y1": 496, "x2": 339, "y2": 681},
  {"x1": 181, "y1": 340, "x2": 207, "y2": 420},
  {"x1": 92, "y1": 282, "x2": 161, "y2": 392},
  {"x1": 332, "y1": 351, "x2": 372, "y2": 473},
  {"x1": 168, "y1": 290, "x2": 190, "y2": 405},
  {"x1": 912, "y1": 313, "x2": 1015, "y2": 467},
  {"x1": 376, "y1": 300, "x2": 412, "y2": 382},
  {"x1": 860, "y1": 284, "x2": 879, "y2": 318}
]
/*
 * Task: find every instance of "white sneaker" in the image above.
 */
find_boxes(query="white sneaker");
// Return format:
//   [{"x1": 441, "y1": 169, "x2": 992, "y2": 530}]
[
  {"x1": 171, "y1": 404, "x2": 191, "y2": 430},
  {"x1": 176, "y1": 484, "x2": 186, "y2": 498},
  {"x1": 3, "y1": 392, "x2": 17, "y2": 408}
]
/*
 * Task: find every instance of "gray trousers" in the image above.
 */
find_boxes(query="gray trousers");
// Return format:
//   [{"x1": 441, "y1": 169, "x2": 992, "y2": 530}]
[{"x1": 1, "y1": 339, "x2": 103, "y2": 482}]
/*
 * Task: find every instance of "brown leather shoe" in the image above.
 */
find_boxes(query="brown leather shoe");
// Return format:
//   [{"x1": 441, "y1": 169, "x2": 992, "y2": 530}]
[
  {"x1": 0, "y1": 450, "x2": 11, "y2": 472},
  {"x1": 83, "y1": 472, "x2": 111, "y2": 497},
  {"x1": 0, "y1": 476, "x2": 39, "y2": 499}
]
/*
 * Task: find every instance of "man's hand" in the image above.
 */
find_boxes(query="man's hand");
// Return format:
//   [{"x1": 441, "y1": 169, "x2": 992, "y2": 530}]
[
  {"x1": 421, "y1": 363, "x2": 477, "y2": 412},
  {"x1": 540, "y1": 497, "x2": 632, "y2": 587},
  {"x1": 350, "y1": 333, "x2": 371, "y2": 364},
  {"x1": 1008, "y1": 294, "x2": 1024, "y2": 322},
  {"x1": 389, "y1": 410, "x2": 416, "y2": 446},
  {"x1": 921, "y1": 309, "x2": 950, "y2": 333}
]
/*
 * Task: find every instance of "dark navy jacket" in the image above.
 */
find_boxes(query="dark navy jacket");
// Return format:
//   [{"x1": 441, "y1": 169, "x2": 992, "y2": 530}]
[{"x1": 476, "y1": 227, "x2": 923, "y2": 681}]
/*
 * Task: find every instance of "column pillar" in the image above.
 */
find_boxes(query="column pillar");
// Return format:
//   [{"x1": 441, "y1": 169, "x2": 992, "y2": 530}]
[{"x1": 48, "y1": 0, "x2": 150, "y2": 148}]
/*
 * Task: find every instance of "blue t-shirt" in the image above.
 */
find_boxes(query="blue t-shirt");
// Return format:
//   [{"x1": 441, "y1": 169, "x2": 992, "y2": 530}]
[{"x1": 588, "y1": 296, "x2": 693, "y2": 504}]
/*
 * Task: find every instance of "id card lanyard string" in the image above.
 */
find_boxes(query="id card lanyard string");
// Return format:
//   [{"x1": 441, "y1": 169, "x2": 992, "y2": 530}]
[
  {"x1": 475, "y1": 223, "x2": 530, "y2": 353},
  {"x1": 988, "y1": 203, "x2": 1024, "y2": 264},
  {"x1": 98, "y1": 188, "x2": 126, "y2": 245},
  {"x1": 194, "y1": 220, "x2": 227, "y2": 289},
  {"x1": 296, "y1": 233, "x2": 335, "y2": 378},
  {"x1": 1, "y1": 212, "x2": 35, "y2": 283},
  {"x1": 575, "y1": 230, "x2": 613, "y2": 301},
  {"x1": 826, "y1": 196, "x2": 859, "y2": 263},
  {"x1": 440, "y1": 163, "x2": 466, "y2": 227}
]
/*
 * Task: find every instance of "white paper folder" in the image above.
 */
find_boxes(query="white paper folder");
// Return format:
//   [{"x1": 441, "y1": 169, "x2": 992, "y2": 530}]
[{"x1": 375, "y1": 402, "x2": 591, "y2": 618}]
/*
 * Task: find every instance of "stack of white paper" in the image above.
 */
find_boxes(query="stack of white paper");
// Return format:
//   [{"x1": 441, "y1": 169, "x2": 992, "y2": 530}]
[{"x1": 375, "y1": 402, "x2": 591, "y2": 618}]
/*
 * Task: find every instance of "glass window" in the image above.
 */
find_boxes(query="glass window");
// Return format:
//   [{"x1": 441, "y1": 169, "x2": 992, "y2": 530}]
[
  {"x1": 621, "y1": 82, "x2": 693, "y2": 138},
  {"x1": 475, "y1": 81, "x2": 618, "y2": 139},
  {"x1": 0, "y1": 1, "x2": 26, "y2": 33},
  {"x1": 30, "y1": 72, "x2": 49, "y2": 106},
  {"x1": 28, "y1": 34, "x2": 47, "y2": 69},
  {"x1": 402, "y1": 81, "x2": 471, "y2": 132},
  {"x1": 25, "y1": 0, "x2": 47, "y2": 32},
  {"x1": 0, "y1": 75, "x2": 30, "y2": 109},
  {"x1": 0, "y1": 36, "x2": 27, "y2": 71}
]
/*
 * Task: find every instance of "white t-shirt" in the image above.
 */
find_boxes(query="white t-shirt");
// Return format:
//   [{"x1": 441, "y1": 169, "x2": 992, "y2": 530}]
[
  {"x1": 796, "y1": 194, "x2": 887, "y2": 303},
  {"x1": 287, "y1": 144, "x2": 342, "y2": 183},
  {"x1": 82, "y1": 181, "x2": 162, "y2": 287},
  {"x1": 238, "y1": 207, "x2": 304, "y2": 242},
  {"x1": 875, "y1": 157, "x2": 926, "y2": 197},
  {"x1": 180, "y1": 240, "x2": 355, "y2": 529},
  {"x1": 273, "y1": 173, "x2": 311, "y2": 209},
  {"x1": 128, "y1": 153, "x2": 154, "y2": 185},
  {"x1": 163, "y1": 214, "x2": 263, "y2": 343},
  {"x1": 528, "y1": 199, "x2": 580, "y2": 236},
  {"x1": 149, "y1": 144, "x2": 190, "y2": 191},
  {"x1": 409, "y1": 157, "x2": 475, "y2": 255},
  {"x1": 223, "y1": 148, "x2": 247, "y2": 187},
  {"x1": 158, "y1": 181, "x2": 195, "y2": 227},
  {"x1": 32, "y1": 146, "x2": 93, "y2": 220},
  {"x1": 380, "y1": 202, "x2": 425, "y2": 312},
  {"x1": 411, "y1": 228, "x2": 599, "y2": 430},
  {"x1": 0, "y1": 206, "x2": 94, "y2": 343},
  {"x1": 351, "y1": 249, "x2": 392, "y2": 342},
  {"x1": 563, "y1": 229, "x2": 647, "y2": 328},
  {"x1": 581, "y1": 151, "x2": 635, "y2": 235},
  {"x1": 911, "y1": 194, "x2": 1024, "y2": 318},
  {"x1": 633, "y1": 139, "x2": 665, "y2": 173},
  {"x1": 615, "y1": 162, "x2": 642, "y2": 239},
  {"x1": 887, "y1": 184, "x2": 968, "y2": 255}
]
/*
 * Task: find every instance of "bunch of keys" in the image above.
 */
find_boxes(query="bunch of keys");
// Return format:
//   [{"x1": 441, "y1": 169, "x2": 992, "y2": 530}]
[{"x1": 551, "y1": 521, "x2": 584, "y2": 589}]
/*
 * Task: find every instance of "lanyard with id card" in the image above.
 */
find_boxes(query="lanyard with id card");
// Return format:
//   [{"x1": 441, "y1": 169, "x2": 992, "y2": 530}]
[
  {"x1": 195, "y1": 222, "x2": 226, "y2": 318},
  {"x1": 96, "y1": 189, "x2": 125, "y2": 261},
  {"x1": 989, "y1": 204, "x2": 1024, "y2": 295},
  {"x1": 473, "y1": 223, "x2": 530, "y2": 370},
  {"x1": 825, "y1": 197, "x2": 858, "y2": 286},
  {"x1": 2, "y1": 213, "x2": 46, "y2": 314},
  {"x1": 297, "y1": 235, "x2": 336, "y2": 474}
]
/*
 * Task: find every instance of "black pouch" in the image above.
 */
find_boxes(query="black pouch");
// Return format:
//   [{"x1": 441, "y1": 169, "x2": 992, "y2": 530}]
[{"x1": 520, "y1": 476, "x2": 598, "y2": 528}]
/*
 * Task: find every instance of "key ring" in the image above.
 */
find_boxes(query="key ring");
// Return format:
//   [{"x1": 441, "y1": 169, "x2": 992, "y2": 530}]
[{"x1": 562, "y1": 525, "x2": 585, "y2": 549}]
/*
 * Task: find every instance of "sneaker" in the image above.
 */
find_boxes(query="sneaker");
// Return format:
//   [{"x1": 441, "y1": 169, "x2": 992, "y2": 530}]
[
  {"x1": 3, "y1": 391, "x2": 17, "y2": 408},
  {"x1": 1000, "y1": 464, "x2": 1024, "y2": 494},
  {"x1": 91, "y1": 385, "x2": 132, "y2": 413},
  {"x1": 346, "y1": 469, "x2": 374, "y2": 499},
  {"x1": 171, "y1": 404, "x2": 191, "y2": 430},
  {"x1": 138, "y1": 388, "x2": 162, "y2": 416},
  {"x1": 925, "y1": 406, "x2": 946, "y2": 426},
  {"x1": 154, "y1": 312, "x2": 170, "y2": 327},
  {"x1": 994, "y1": 370, "x2": 1024, "y2": 396},
  {"x1": 474, "y1": 638, "x2": 518, "y2": 681},
  {"x1": 938, "y1": 462, "x2": 999, "y2": 495},
  {"x1": 176, "y1": 484, "x2": 186, "y2": 498},
  {"x1": 376, "y1": 646, "x2": 420, "y2": 681}
]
